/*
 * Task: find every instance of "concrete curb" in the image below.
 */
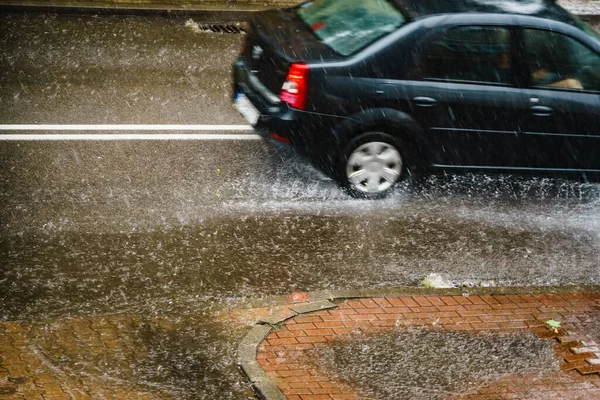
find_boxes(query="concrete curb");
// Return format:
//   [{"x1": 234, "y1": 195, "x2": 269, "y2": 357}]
[
  {"x1": 0, "y1": 3, "x2": 259, "y2": 20},
  {"x1": 580, "y1": 13, "x2": 600, "y2": 22},
  {"x1": 238, "y1": 300, "x2": 337, "y2": 400},
  {"x1": 242, "y1": 284, "x2": 600, "y2": 310},
  {"x1": 237, "y1": 284, "x2": 600, "y2": 400},
  {"x1": 1, "y1": 3, "x2": 597, "y2": 22}
]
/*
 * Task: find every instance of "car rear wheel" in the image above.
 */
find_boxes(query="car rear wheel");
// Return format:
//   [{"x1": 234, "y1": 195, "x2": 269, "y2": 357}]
[{"x1": 339, "y1": 133, "x2": 406, "y2": 199}]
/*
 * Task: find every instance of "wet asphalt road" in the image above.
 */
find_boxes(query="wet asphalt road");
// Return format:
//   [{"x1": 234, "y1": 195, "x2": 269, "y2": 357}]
[
  {"x1": 0, "y1": 13, "x2": 242, "y2": 125},
  {"x1": 1, "y1": 13, "x2": 600, "y2": 399}
]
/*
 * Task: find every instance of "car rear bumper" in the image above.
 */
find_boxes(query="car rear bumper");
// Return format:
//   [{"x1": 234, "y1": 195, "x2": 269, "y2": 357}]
[{"x1": 232, "y1": 57, "x2": 343, "y2": 155}]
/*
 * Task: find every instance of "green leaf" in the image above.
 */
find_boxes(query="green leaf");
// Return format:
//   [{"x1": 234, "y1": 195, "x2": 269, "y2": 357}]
[{"x1": 545, "y1": 319, "x2": 561, "y2": 328}]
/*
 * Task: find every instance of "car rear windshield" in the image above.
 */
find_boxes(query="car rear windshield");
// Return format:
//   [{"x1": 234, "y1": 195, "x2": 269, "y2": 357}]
[{"x1": 297, "y1": 0, "x2": 408, "y2": 56}]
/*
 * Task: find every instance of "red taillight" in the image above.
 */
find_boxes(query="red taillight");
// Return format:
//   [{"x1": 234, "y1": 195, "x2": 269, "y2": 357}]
[
  {"x1": 280, "y1": 63, "x2": 309, "y2": 110},
  {"x1": 270, "y1": 132, "x2": 290, "y2": 143}
]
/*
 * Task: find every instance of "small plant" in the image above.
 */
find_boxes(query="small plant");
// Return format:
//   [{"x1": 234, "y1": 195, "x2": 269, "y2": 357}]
[{"x1": 545, "y1": 319, "x2": 561, "y2": 333}]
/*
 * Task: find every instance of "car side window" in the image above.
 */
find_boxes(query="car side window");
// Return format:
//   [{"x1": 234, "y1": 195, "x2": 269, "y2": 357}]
[
  {"x1": 524, "y1": 28, "x2": 600, "y2": 92},
  {"x1": 421, "y1": 26, "x2": 512, "y2": 85}
]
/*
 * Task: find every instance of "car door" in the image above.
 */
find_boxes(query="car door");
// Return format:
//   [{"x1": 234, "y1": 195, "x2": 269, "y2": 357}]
[
  {"x1": 517, "y1": 27, "x2": 600, "y2": 171},
  {"x1": 406, "y1": 24, "x2": 528, "y2": 168}
]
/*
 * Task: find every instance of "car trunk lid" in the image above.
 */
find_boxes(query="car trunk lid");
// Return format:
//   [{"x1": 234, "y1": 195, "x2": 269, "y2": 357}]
[{"x1": 242, "y1": 8, "x2": 343, "y2": 95}]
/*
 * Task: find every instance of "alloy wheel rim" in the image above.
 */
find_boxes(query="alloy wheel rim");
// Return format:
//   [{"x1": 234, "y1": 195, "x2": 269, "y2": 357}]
[{"x1": 346, "y1": 141, "x2": 402, "y2": 193}]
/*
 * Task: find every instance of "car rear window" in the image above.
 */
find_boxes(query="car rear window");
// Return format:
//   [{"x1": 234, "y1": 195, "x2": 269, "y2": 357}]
[{"x1": 297, "y1": 0, "x2": 407, "y2": 56}]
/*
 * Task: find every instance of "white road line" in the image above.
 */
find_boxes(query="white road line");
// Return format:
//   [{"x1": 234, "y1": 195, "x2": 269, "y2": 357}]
[
  {"x1": 0, "y1": 125, "x2": 261, "y2": 141},
  {"x1": 0, "y1": 124, "x2": 254, "y2": 131},
  {"x1": 0, "y1": 134, "x2": 261, "y2": 141}
]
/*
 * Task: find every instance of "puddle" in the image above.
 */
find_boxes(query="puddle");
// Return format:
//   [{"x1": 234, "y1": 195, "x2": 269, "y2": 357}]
[{"x1": 310, "y1": 329, "x2": 559, "y2": 400}]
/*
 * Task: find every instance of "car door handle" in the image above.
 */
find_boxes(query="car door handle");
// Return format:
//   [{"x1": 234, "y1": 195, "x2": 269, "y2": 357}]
[
  {"x1": 413, "y1": 96, "x2": 437, "y2": 107},
  {"x1": 530, "y1": 105, "x2": 553, "y2": 117}
]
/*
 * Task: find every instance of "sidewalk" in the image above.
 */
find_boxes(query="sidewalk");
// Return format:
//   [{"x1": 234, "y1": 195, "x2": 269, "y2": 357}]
[
  {"x1": 0, "y1": 0, "x2": 297, "y2": 17},
  {"x1": 1, "y1": 287, "x2": 599, "y2": 399},
  {"x1": 0, "y1": 0, "x2": 302, "y2": 20},
  {"x1": 241, "y1": 288, "x2": 600, "y2": 400},
  {"x1": 0, "y1": 0, "x2": 598, "y2": 19}
]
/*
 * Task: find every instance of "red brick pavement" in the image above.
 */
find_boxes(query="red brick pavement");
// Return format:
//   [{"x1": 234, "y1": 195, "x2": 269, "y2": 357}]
[{"x1": 256, "y1": 292, "x2": 600, "y2": 400}]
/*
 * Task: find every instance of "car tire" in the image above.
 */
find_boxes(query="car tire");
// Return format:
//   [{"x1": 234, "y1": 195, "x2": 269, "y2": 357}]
[{"x1": 337, "y1": 132, "x2": 407, "y2": 199}]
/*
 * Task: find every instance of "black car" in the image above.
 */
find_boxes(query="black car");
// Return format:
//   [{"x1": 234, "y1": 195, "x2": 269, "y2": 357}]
[{"x1": 232, "y1": 0, "x2": 600, "y2": 198}]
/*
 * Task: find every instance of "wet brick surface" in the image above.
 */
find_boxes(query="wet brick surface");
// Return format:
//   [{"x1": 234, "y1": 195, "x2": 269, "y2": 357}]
[
  {"x1": 0, "y1": 315, "x2": 166, "y2": 399},
  {"x1": 0, "y1": 307, "x2": 271, "y2": 399},
  {"x1": 257, "y1": 292, "x2": 600, "y2": 399},
  {"x1": 1, "y1": 293, "x2": 599, "y2": 398}
]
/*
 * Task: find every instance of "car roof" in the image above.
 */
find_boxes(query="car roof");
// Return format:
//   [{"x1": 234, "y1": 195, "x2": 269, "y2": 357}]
[{"x1": 398, "y1": 0, "x2": 578, "y2": 25}]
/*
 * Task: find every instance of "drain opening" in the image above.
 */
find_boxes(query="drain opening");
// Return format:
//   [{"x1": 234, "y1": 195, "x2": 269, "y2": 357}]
[{"x1": 198, "y1": 23, "x2": 245, "y2": 34}]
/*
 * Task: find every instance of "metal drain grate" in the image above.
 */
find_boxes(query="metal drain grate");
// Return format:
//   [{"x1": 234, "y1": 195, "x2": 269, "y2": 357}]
[{"x1": 199, "y1": 23, "x2": 245, "y2": 34}]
